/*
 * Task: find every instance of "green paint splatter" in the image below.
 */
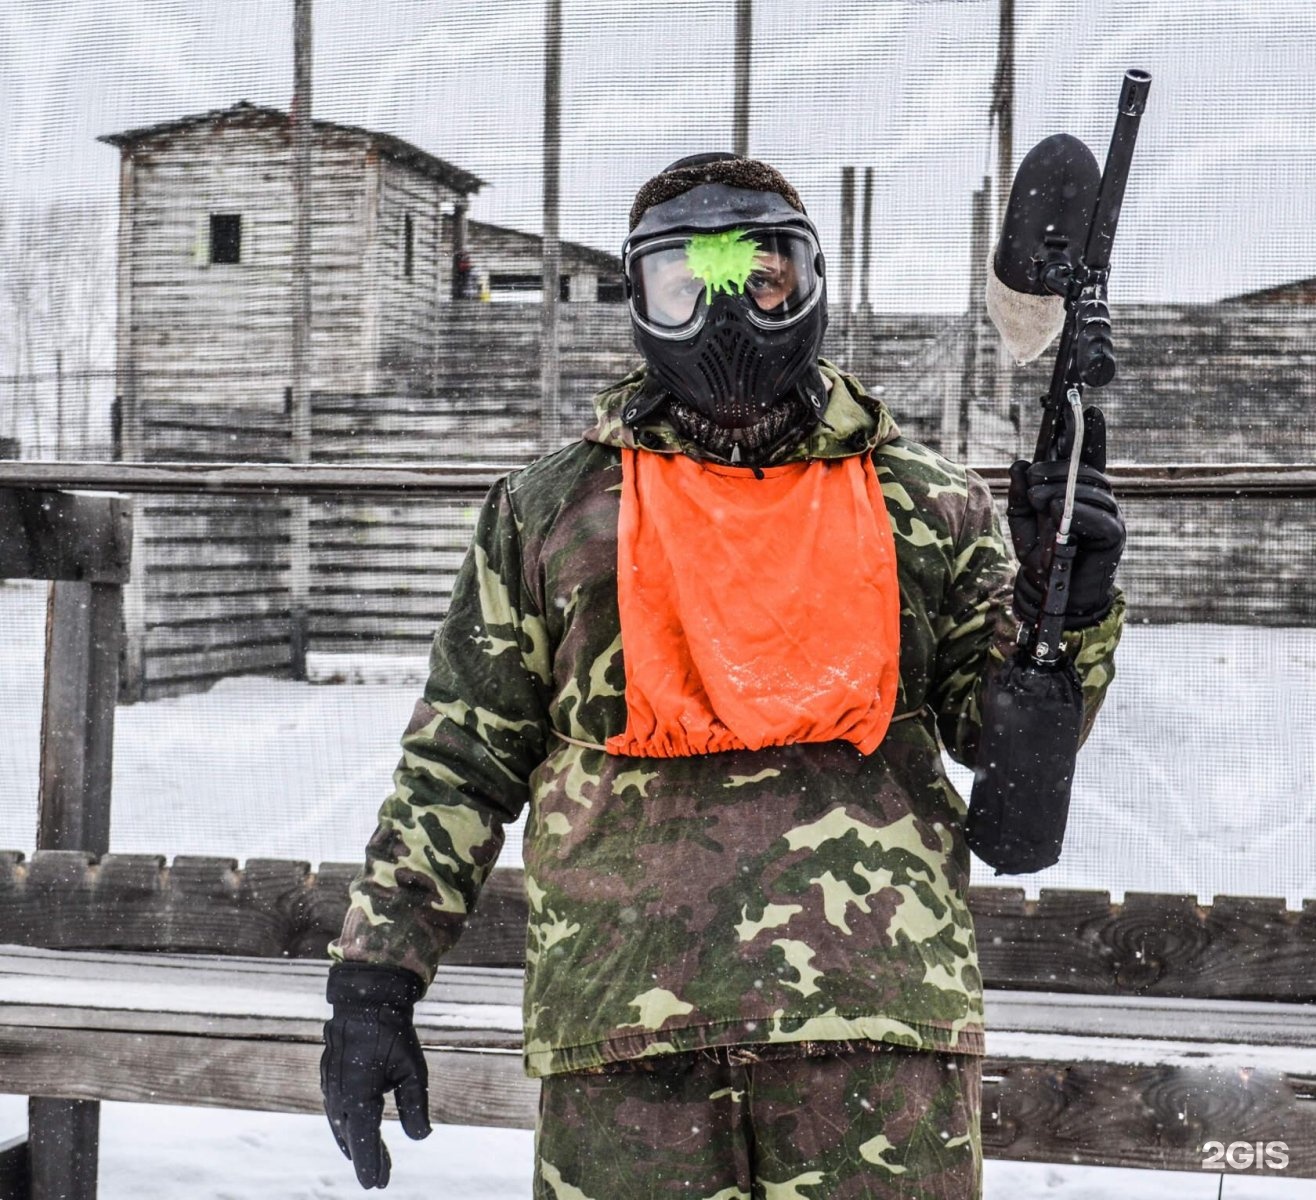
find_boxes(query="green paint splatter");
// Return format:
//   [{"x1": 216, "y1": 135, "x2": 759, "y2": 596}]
[{"x1": 685, "y1": 228, "x2": 760, "y2": 305}]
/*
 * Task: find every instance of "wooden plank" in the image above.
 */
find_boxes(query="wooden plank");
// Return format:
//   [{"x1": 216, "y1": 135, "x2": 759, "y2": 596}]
[
  {"x1": 0, "y1": 947, "x2": 521, "y2": 1044},
  {"x1": 8, "y1": 860, "x2": 1316, "y2": 1000},
  {"x1": 0, "y1": 1027, "x2": 537, "y2": 1130},
  {"x1": 974, "y1": 887, "x2": 1316, "y2": 1002},
  {"x1": 305, "y1": 615, "x2": 443, "y2": 641},
  {"x1": 8, "y1": 947, "x2": 1316, "y2": 1054},
  {"x1": 983, "y1": 987, "x2": 1316, "y2": 1048},
  {"x1": 314, "y1": 525, "x2": 474, "y2": 550},
  {"x1": 37, "y1": 582, "x2": 123, "y2": 857},
  {"x1": 4, "y1": 461, "x2": 1316, "y2": 499},
  {"x1": 6, "y1": 950, "x2": 1316, "y2": 1169},
  {"x1": 142, "y1": 642, "x2": 289, "y2": 684},
  {"x1": 146, "y1": 593, "x2": 292, "y2": 623},
  {"x1": 0, "y1": 490, "x2": 132, "y2": 584},
  {"x1": 0, "y1": 856, "x2": 527, "y2": 966},
  {"x1": 142, "y1": 616, "x2": 295, "y2": 653},
  {"x1": 142, "y1": 568, "x2": 288, "y2": 597},
  {"x1": 980, "y1": 1055, "x2": 1316, "y2": 1175},
  {"x1": 144, "y1": 541, "x2": 287, "y2": 569},
  {"x1": 0, "y1": 463, "x2": 513, "y2": 496}
]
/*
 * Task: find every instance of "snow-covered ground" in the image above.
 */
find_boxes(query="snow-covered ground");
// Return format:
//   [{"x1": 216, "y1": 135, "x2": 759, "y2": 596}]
[
  {"x1": 4, "y1": 577, "x2": 1316, "y2": 1196},
  {"x1": 4, "y1": 579, "x2": 1315, "y2": 905},
  {"x1": 0, "y1": 1093, "x2": 1311, "y2": 1199}
]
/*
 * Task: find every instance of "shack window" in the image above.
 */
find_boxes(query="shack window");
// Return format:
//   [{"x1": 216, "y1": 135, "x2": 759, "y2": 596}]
[
  {"x1": 489, "y1": 273, "x2": 542, "y2": 292},
  {"x1": 209, "y1": 214, "x2": 242, "y2": 264},
  {"x1": 403, "y1": 213, "x2": 414, "y2": 279}
]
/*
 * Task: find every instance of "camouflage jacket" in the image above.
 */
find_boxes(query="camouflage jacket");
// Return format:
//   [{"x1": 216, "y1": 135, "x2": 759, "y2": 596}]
[{"x1": 329, "y1": 360, "x2": 1125, "y2": 1078}]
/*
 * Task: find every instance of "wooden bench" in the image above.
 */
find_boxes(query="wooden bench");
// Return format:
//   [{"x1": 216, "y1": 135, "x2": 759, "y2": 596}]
[
  {"x1": 4, "y1": 942, "x2": 1316, "y2": 1184},
  {"x1": 3, "y1": 852, "x2": 1316, "y2": 1191}
]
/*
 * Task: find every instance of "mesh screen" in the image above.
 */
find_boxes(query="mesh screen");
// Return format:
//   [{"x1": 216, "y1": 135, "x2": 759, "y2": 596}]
[
  {"x1": 7, "y1": 8, "x2": 1316, "y2": 1191},
  {"x1": 3, "y1": 10, "x2": 1315, "y2": 908}
]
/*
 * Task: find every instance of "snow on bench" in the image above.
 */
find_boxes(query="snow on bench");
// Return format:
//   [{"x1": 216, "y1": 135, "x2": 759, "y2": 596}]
[{"x1": 0, "y1": 946, "x2": 534, "y2": 1130}]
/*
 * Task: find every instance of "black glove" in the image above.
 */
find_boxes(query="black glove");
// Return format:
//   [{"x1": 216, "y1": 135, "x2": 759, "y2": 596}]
[
  {"x1": 321, "y1": 961, "x2": 431, "y2": 1190},
  {"x1": 1008, "y1": 404, "x2": 1125, "y2": 631}
]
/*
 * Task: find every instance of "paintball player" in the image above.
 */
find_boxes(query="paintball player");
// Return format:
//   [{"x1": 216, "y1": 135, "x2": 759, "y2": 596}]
[{"x1": 321, "y1": 153, "x2": 1126, "y2": 1197}]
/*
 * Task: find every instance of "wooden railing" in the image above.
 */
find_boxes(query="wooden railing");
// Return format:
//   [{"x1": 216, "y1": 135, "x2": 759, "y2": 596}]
[
  {"x1": 5, "y1": 461, "x2": 1316, "y2": 1195},
  {"x1": 3, "y1": 856, "x2": 1316, "y2": 1180},
  {"x1": 5, "y1": 459, "x2": 1316, "y2": 497}
]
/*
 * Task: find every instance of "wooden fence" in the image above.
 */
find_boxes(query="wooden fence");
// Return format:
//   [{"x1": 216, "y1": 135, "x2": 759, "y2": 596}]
[
  {"x1": 44, "y1": 301, "x2": 1316, "y2": 697},
  {"x1": 6, "y1": 853, "x2": 1316, "y2": 1180},
  {"x1": 7, "y1": 458, "x2": 1316, "y2": 700},
  {"x1": 6, "y1": 467, "x2": 1316, "y2": 1193}
]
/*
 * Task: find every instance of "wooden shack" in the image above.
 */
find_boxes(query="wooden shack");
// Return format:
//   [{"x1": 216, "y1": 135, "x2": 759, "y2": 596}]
[
  {"x1": 100, "y1": 102, "x2": 485, "y2": 699},
  {"x1": 450, "y1": 216, "x2": 624, "y2": 302},
  {"x1": 101, "y1": 99, "x2": 484, "y2": 431}
]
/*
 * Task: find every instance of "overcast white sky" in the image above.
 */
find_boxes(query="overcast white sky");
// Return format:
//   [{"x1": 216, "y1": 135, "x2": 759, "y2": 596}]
[{"x1": 1, "y1": 0, "x2": 1314, "y2": 310}]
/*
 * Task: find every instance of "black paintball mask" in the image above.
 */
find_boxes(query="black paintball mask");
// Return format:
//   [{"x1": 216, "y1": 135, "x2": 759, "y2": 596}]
[{"x1": 622, "y1": 156, "x2": 829, "y2": 464}]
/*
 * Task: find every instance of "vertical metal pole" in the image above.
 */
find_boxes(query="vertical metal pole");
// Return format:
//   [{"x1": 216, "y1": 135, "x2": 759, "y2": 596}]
[
  {"x1": 859, "y1": 167, "x2": 874, "y2": 313},
  {"x1": 992, "y1": 0, "x2": 1017, "y2": 447},
  {"x1": 960, "y1": 180, "x2": 991, "y2": 461},
  {"x1": 539, "y1": 0, "x2": 563, "y2": 450},
  {"x1": 838, "y1": 167, "x2": 855, "y2": 319},
  {"x1": 733, "y1": 0, "x2": 752, "y2": 156},
  {"x1": 992, "y1": 0, "x2": 1015, "y2": 232},
  {"x1": 289, "y1": 0, "x2": 313, "y2": 678}
]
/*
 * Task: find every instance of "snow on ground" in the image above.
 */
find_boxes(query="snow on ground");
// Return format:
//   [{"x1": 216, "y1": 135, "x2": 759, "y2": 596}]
[
  {"x1": 3, "y1": 579, "x2": 1315, "y2": 905},
  {"x1": 4, "y1": 579, "x2": 1316, "y2": 1195},
  {"x1": 0, "y1": 1093, "x2": 1311, "y2": 1199}
]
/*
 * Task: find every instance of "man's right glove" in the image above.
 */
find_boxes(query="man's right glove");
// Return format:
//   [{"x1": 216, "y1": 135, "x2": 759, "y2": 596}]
[
  {"x1": 321, "y1": 961, "x2": 431, "y2": 1190},
  {"x1": 1007, "y1": 404, "x2": 1125, "y2": 631}
]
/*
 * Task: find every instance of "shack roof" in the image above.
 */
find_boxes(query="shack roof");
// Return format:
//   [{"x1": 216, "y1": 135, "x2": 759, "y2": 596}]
[
  {"x1": 99, "y1": 101, "x2": 484, "y2": 196},
  {"x1": 1221, "y1": 277, "x2": 1316, "y2": 306},
  {"x1": 466, "y1": 217, "x2": 622, "y2": 274}
]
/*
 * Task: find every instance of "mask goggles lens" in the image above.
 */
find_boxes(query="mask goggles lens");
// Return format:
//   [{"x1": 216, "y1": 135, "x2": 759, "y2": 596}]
[{"x1": 627, "y1": 227, "x2": 821, "y2": 335}]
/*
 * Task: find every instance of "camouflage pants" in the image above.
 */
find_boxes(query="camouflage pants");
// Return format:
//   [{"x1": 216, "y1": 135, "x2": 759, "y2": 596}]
[{"x1": 533, "y1": 1045, "x2": 983, "y2": 1199}]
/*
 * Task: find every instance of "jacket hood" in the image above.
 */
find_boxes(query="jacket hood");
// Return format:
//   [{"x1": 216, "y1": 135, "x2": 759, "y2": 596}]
[{"x1": 583, "y1": 358, "x2": 901, "y2": 463}]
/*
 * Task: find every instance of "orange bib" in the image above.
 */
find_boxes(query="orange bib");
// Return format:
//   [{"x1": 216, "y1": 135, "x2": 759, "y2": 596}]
[{"x1": 605, "y1": 448, "x2": 901, "y2": 758}]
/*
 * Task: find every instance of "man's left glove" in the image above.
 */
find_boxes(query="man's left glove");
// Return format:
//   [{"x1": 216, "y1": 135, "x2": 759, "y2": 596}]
[
  {"x1": 321, "y1": 961, "x2": 431, "y2": 1190},
  {"x1": 1007, "y1": 404, "x2": 1125, "y2": 631}
]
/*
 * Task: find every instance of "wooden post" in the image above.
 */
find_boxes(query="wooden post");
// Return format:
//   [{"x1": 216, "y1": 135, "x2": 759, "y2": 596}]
[
  {"x1": 733, "y1": 0, "x2": 752, "y2": 157},
  {"x1": 11, "y1": 487, "x2": 131, "y2": 1200},
  {"x1": 288, "y1": 0, "x2": 314, "y2": 680},
  {"x1": 859, "y1": 166, "x2": 874, "y2": 313},
  {"x1": 838, "y1": 166, "x2": 855, "y2": 320},
  {"x1": 539, "y1": 0, "x2": 563, "y2": 451},
  {"x1": 38, "y1": 583, "x2": 122, "y2": 854},
  {"x1": 54, "y1": 352, "x2": 64, "y2": 461},
  {"x1": 27, "y1": 1099, "x2": 97, "y2": 1200},
  {"x1": 114, "y1": 148, "x2": 145, "y2": 704}
]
